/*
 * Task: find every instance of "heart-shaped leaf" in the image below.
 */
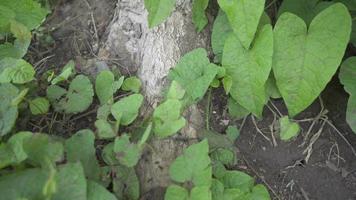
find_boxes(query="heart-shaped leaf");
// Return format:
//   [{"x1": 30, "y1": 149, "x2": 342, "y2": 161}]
[
  {"x1": 279, "y1": 116, "x2": 300, "y2": 141},
  {"x1": 144, "y1": 0, "x2": 175, "y2": 28},
  {"x1": 192, "y1": 0, "x2": 209, "y2": 32},
  {"x1": 111, "y1": 94, "x2": 144, "y2": 126},
  {"x1": 218, "y1": 0, "x2": 265, "y2": 49},
  {"x1": 273, "y1": 3, "x2": 351, "y2": 116},
  {"x1": 223, "y1": 25, "x2": 273, "y2": 117},
  {"x1": 29, "y1": 97, "x2": 49, "y2": 115},
  {"x1": 0, "y1": 58, "x2": 35, "y2": 84},
  {"x1": 339, "y1": 57, "x2": 356, "y2": 133}
]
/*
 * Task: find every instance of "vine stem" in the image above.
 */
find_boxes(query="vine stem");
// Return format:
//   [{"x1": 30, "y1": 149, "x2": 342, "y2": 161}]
[{"x1": 205, "y1": 88, "x2": 212, "y2": 131}]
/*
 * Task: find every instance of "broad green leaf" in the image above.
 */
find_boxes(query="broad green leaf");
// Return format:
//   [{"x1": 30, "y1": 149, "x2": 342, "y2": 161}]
[
  {"x1": 113, "y1": 135, "x2": 141, "y2": 167},
  {"x1": 0, "y1": 83, "x2": 19, "y2": 136},
  {"x1": 273, "y1": 4, "x2": 351, "y2": 116},
  {"x1": 122, "y1": 76, "x2": 142, "y2": 93},
  {"x1": 166, "y1": 81, "x2": 185, "y2": 100},
  {"x1": 279, "y1": 116, "x2": 300, "y2": 141},
  {"x1": 52, "y1": 163, "x2": 87, "y2": 200},
  {"x1": 192, "y1": 0, "x2": 209, "y2": 32},
  {"x1": 223, "y1": 188, "x2": 245, "y2": 200},
  {"x1": 169, "y1": 48, "x2": 218, "y2": 105},
  {"x1": 205, "y1": 130, "x2": 234, "y2": 151},
  {"x1": 0, "y1": 58, "x2": 35, "y2": 84},
  {"x1": 10, "y1": 20, "x2": 31, "y2": 57},
  {"x1": 226, "y1": 125, "x2": 239, "y2": 142},
  {"x1": 0, "y1": 0, "x2": 48, "y2": 30},
  {"x1": 0, "y1": 131, "x2": 32, "y2": 169},
  {"x1": 112, "y1": 165, "x2": 140, "y2": 200},
  {"x1": 102, "y1": 143, "x2": 120, "y2": 166},
  {"x1": 144, "y1": 0, "x2": 176, "y2": 28},
  {"x1": 211, "y1": 179, "x2": 224, "y2": 200},
  {"x1": 87, "y1": 180, "x2": 117, "y2": 200},
  {"x1": 278, "y1": 0, "x2": 334, "y2": 25},
  {"x1": 48, "y1": 75, "x2": 94, "y2": 114},
  {"x1": 218, "y1": 0, "x2": 265, "y2": 49},
  {"x1": 222, "y1": 76, "x2": 232, "y2": 94},
  {"x1": 153, "y1": 99, "x2": 186, "y2": 138},
  {"x1": 0, "y1": 168, "x2": 49, "y2": 199},
  {"x1": 0, "y1": 43, "x2": 24, "y2": 58},
  {"x1": 29, "y1": 97, "x2": 49, "y2": 115},
  {"x1": 220, "y1": 170, "x2": 254, "y2": 193},
  {"x1": 165, "y1": 185, "x2": 189, "y2": 200},
  {"x1": 111, "y1": 94, "x2": 144, "y2": 126},
  {"x1": 0, "y1": 5, "x2": 15, "y2": 33},
  {"x1": 190, "y1": 186, "x2": 211, "y2": 200},
  {"x1": 211, "y1": 10, "x2": 232, "y2": 63},
  {"x1": 23, "y1": 133, "x2": 64, "y2": 166},
  {"x1": 335, "y1": 0, "x2": 356, "y2": 11},
  {"x1": 95, "y1": 119, "x2": 116, "y2": 139},
  {"x1": 169, "y1": 139, "x2": 212, "y2": 187},
  {"x1": 62, "y1": 75, "x2": 94, "y2": 113},
  {"x1": 65, "y1": 129, "x2": 101, "y2": 180},
  {"x1": 265, "y1": 73, "x2": 282, "y2": 99},
  {"x1": 96, "y1": 70, "x2": 115, "y2": 105},
  {"x1": 339, "y1": 57, "x2": 356, "y2": 133},
  {"x1": 210, "y1": 148, "x2": 235, "y2": 166},
  {"x1": 248, "y1": 184, "x2": 270, "y2": 200},
  {"x1": 212, "y1": 161, "x2": 226, "y2": 179},
  {"x1": 223, "y1": 25, "x2": 273, "y2": 117},
  {"x1": 51, "y1": 60, "x2": 75, "y2": 85}
]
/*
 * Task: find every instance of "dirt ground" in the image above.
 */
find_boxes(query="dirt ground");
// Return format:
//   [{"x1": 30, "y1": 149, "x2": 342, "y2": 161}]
[
  {"x1": 23, "y1": 0, "x2": 356, "y2": 199},
  {"x1": 210, "y1": 75, "x2": 356, "y2": 200}
]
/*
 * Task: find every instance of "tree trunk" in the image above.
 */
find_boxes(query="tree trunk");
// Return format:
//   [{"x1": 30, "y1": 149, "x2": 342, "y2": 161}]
[{"x1": 101, "y1": 0, "x2": 211, "y2": 198}]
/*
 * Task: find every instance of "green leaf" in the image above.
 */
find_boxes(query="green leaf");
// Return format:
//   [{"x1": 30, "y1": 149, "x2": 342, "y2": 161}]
[
  {"x1": 217, "y1": 0, "x2": 265, "y2": 49},
  {"x1": 102, "y1": 143, "x2": 120, "y2": 166},
  {"x1": 95, "y1": 70, "x2": 116, "y2": 105},
  {"x1": 48, "y1": 75, "x2": 94, "y2": 114},
  {"x1": 166, "y1": 81, "x2": 185, "y2": 100},
  {"x1": 65, "y1": 129, "x2": 101, "y2": 180},
  {"x1": 87, "y1": 180, "x2": 117, "y2": 200},
  {"x1": 23, "y1": 133, "x2": 64, "y2": 166},
  {"x1": 112, "y1": 165, "x2": 140, "y2": 200},
  {"x1": 226, "y1": 125, "x2": 239, "y2": 142},
  {"x1": 113, "y1": 134, "x2": 141, "y2": 167},
  {"x1": 144, "y1": 0, "x2": 176, "y2": 28},
  {"x1": 0, "y1": 168, "x2": 49, "y2": 199},
  {"x1": 192, "y1": 0, "x2": 209, "y2": 32},
  {"x1": 29, "y1": 97, "x2": 49, "y2": 115},
  {"x1": 138, "y1": 122, "x2": 152, "y2": 146},
  {"x1": 111, "y1": 94, "x2": 144, "y2": 126},
  {"x1": 95, "y1": 119, "x2": 116, "y2": 139},
  {"x1": 339, "y1": 57, "x2": 356, "y2": 133},
  {"x1": 0, "y1": 5, "x2": 15, "y2": 33},
  {"x1": 0, "y1": 58, "x2": 35, "y2": 84},
  {"x1": 222, "y1": 25, "x2": 273, "y2": 117},
  {"x1": 211, "y1": 179, "x2": 224, "y2": 200},
  {"x1": 153, "y1": 99, "x2": 186, "y2": 138},
  {"x1": 273, "y1": 4, "x2": 351, "y2": 116},
  {"x1": 165, "y1": 185, "x2": 189, "y2": 200},
  {"x1": 10, "y1": 20, "x2": 31, "y2": 57},
  {"x1": 335, "y1": 0, "x2": 356, "y2": 11},
  {"x1": 211, "y1": 10, "x2": 232, "y2": 63},
  {"x1": 0, "y1": 131, "x2": 32, "y2": 169},
  {"x1": 227, "y1": 97, "x2": 249, "y2": 120},
  {"x1": 220, "y1": 171, "x2": 254, "y2": 193},
  {"x1": 0, "y1": 0, "x2": 48, "y2": 30},
  {"x1": 279, "y1": 116, "x2": 300, "y2": 141},
  {"x1": 190, "y1": 186, "x2": 211, "y2": 200},
  {"x1": 210, "y1": 148, "x2": 235, "y2": 166},
  {"x1": 248, "y1": 184, "x2": 270, "y2": 200},
  {"x1": 223, "y1": 188, "x2": 245, "y2": 200},
  {"x1": 52, "y1": 163, "x2": 87, "y2": 200},
  {"x1": 222, "y1": 76, "x2": 232, "y2": 95},
  {"x1": 51, "y1": 60, "x2": 75, "y2": 85},
  {"x1": 265, "y1": 73, "x2": 281, "y2": 99},
  {"x1": 122, "y1": 76, "x2": 142, "y2": 93},
  {"x1": 169, "y1": 139, "x2": 212, "y2": 187},
  {"x1": 0, "y1": 83, "x2": 19, "y2": 136},
  {"x1": 278, "y1": 0, "x2": 334, "y2": 25},
  {"x1": 169, "y1": 48, "x2": 218, "y2": 105}
]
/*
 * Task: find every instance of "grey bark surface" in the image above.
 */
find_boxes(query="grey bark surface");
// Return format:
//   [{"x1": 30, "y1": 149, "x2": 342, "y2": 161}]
[{"x1": 103, "y1": 0, "x2": 210, "y2": 198}]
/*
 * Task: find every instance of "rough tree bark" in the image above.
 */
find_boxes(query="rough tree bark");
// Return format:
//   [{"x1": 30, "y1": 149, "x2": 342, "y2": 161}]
[{"x1": 101, "y1": 0, "x2": 211, "y2": 198}]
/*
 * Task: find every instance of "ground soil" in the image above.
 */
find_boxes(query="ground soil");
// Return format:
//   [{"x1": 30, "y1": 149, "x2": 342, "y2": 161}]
[
  {"x1": 210, "y1": 76, "x2": 356, "y2": 200},
  {"x1": 22, "y1": 0, "x2": 356, "y2": 199}
]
